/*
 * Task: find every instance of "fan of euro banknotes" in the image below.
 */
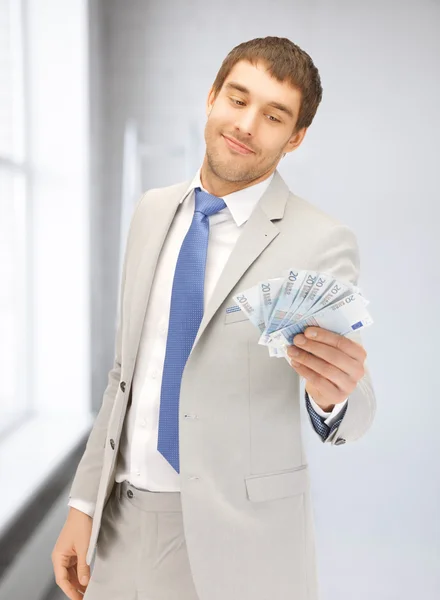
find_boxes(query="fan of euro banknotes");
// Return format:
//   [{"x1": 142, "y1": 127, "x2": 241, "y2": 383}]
[{"x1": 232, "y1": 269, "x2": 373, "y2": 360}]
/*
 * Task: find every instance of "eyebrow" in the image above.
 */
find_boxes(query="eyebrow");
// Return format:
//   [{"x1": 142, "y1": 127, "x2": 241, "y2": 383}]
[{"x1": 225, "y1": 81, "x2": 295, "y2": 120}]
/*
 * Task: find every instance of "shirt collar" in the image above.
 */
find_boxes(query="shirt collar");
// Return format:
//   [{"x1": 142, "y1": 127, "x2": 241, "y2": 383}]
[{"x1": 180, "y1": 168, "x2": 275, "y2": 227}]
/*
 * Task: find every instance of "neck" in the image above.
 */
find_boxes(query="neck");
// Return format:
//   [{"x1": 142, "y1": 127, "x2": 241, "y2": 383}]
[{"x1": 200, "y1": 156, "x2": 275, "y2": 197}]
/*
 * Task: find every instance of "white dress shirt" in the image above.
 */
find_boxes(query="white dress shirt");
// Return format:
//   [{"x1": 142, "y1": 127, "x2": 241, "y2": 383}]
[{"x1": 69, "y1": 170, "x2": 347, "y2": 517}]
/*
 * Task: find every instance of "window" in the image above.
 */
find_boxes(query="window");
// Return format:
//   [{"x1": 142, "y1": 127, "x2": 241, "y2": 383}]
[
  {"x1": 0, "y1": 0, "x2": 92, "y2": 539},
  {"x1": 0, "y1": 0, "x2": 30, "y2": 435}
]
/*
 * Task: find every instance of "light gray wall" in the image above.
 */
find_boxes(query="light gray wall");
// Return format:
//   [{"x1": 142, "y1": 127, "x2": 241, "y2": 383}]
[
  {"x1": 89, "y1": 0, "x2": 440, "y2": 597},
  {"x1": 88, "y1": 0, "x2": 152, "y2": 411},
  {"x1": 88, "y1": 0, "x2": 106, "y2": 412}
]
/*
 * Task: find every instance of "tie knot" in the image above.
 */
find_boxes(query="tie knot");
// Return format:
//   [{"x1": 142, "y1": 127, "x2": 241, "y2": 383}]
[{"x1": 194, "y1": 188, "x2": 226, "y2": 217}]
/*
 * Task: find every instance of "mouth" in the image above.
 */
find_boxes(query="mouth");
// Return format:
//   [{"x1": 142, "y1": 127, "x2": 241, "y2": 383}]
[{"x1": 222, "y1": 135, "x2": 255, "y2": 155}]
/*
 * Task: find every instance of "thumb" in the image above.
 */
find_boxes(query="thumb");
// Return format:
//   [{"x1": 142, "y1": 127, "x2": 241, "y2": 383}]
[
  {"x1": 77, "y1": 552, "x2": 90, "y2": 585},
  {"x1": 305, "y1": 382, "x2": 320, "y2": 402}
]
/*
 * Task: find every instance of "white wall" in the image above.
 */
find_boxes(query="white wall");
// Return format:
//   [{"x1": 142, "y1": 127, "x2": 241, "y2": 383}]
[{"x1": 95, "y1": 0, "x2": 440, "y2": 597}]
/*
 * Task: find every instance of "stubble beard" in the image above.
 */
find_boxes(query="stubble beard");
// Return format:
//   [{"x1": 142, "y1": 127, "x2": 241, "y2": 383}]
[{"x1": 205, "y1": 128, "x2": 284, "y2": 185}]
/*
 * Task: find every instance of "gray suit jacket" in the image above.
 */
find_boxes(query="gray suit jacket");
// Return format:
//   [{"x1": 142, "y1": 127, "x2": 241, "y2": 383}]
[{"x1": 69, "y1": 170, "x2": 376, "y2": 600}]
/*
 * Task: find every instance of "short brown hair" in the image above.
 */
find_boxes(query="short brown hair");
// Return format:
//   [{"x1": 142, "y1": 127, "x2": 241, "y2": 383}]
[{"x1": 212, "y1": 37, "x2": 323, "y2": 132}]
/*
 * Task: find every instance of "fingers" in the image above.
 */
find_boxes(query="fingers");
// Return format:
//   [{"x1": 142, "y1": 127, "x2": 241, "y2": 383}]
[
  {"x1": 289, "y1": 336, "x2": 364, "y2": 381},
  {"x1": 52, "y1": 554, "x2": 87, "y2": 600},
  {"x1": 68, "y1": 565, "x2": 88, "y2": 594},
  {"x1": 76, "y1": 552, "x2": 91, "y2": 587},
  {"x1": 290, "y1": 360, "x2": 343, "y2": 405},
  {"x1": 303, "y1": 327, "x2": 367, "y2": 363},
  {"x1": 289, "y1": 348, "x2": 355, "y2": 392},
  {"x1": 54, "y1": 570, "x2": 85, "y2": 600}
]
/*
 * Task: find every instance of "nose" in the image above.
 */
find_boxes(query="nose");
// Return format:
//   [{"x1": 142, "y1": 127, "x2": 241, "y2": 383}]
[{"x1": 234, "y1": 107, "x2": 258, "y2": 138}]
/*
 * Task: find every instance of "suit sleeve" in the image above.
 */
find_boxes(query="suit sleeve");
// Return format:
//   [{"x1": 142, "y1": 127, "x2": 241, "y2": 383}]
[
  {"x1": 305, "y1": 224, "x2": 377, "y2": 445},
  {"x1": 67, "y1": 192, "x2": 147, "y2": 506}
]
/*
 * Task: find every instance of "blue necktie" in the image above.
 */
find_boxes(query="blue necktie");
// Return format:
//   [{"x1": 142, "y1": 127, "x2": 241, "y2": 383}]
[{"x1": 157, "y1": 187, "x2": 226, "y2": 472}]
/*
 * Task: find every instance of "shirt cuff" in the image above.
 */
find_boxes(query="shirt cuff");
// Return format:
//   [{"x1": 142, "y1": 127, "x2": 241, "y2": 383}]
[
  {"x1": 68, "y1": 498, "x2": 96, "y2": 518},
  {"x1": 308, "y1": 395, "x2": 349, "y2": 427}
]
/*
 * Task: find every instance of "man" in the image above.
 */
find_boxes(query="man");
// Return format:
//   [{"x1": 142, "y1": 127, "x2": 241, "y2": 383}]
[{"x1": 52, "y1": 36, "x2": 376, "y2": 600}]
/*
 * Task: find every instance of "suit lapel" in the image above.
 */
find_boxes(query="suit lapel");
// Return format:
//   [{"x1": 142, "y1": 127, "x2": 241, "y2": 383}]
[
  {"x1": 191, "y1": 170, "x2": 290, "y2": 354},
  {"x1": 127, "y1": 170, "x2": 290, "y2": 366},
  {"x1": 126, "y1": 182, "x2": 189, "y2": 365}
]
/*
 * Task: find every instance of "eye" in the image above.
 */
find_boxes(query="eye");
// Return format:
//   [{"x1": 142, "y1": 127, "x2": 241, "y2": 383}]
[
  {"x1": 230, "y1": 97, "x2": 246, "y2": 106},
  {"x1": 229, "y1": 97, "x2": 281, "y2": 123}
]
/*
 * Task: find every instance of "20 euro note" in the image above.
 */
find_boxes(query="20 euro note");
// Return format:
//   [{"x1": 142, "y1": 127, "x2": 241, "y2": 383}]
[
  {"x1": 263, "y1": 269, "x2": 308, "y2": 336},
  {"x1": 299, "y1": 279, "x2": 354, "y2": 320},
  {"x1": 277, "y1": 271, "x2": 319, "y2": 330},
  {"x1": 232, "y1": 285, "x2": 266, "y2": 333},
  {"x1": 280, "y1": 271, "x2": 341, "y2": 328},
  {"x1": 267, "y1": 292, "x2": 373, "y2": 349},
  {"x1": 259, "y1": 271, "x2": 340, "y2": 348},
  {"x1": 259, "y1": 278, "x2": 284, "y2": 357}
]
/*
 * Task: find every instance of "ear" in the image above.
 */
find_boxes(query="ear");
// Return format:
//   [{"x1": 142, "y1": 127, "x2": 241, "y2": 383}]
[
  {"x1": 284, "y1": 127, "x2": 308, "y2": 155},
  {"x1": 206, "y1": 86, "x2": 216, "y2": 117}
]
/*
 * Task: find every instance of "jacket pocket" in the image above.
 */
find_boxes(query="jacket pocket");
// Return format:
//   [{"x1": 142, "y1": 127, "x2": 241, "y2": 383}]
[
  {"x1": 224, "y1": 308, "x2": 249, "y2": 324},
  {"x1": 245, "y1": 465, "x2": 309, "y2": 502}
]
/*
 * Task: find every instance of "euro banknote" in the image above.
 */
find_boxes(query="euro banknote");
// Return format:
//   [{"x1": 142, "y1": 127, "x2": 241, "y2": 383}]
[
  {"x1": 258, "y1": 278, "x2": 284, "y2": 357},
  {"x1": 233, "y1": 269, "x2": 373, "y2": 360}
]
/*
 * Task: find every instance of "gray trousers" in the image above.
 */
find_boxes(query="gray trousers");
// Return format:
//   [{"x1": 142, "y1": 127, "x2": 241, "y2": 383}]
[{"x1": 83, "y1": 481, "x2": 200, "y2": 600}]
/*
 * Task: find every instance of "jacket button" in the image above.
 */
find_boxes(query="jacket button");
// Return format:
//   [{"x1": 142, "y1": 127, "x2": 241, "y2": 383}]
[
  {"x1": 120, "y1": 381, "x2": 126, "y2": 392},
  {"x1": 110, "y1": 439, "x2": 115, "y2": 449},
  {"x1": 127, "y1": 489, "x2": 134, "y2": 498},
  {"x1": 335, "y1": 438, "x2": 346, "y2": 446}
]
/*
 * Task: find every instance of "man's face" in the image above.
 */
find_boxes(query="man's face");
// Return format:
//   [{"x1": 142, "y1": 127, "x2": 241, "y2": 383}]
[{"x1": 204, "y1": 60, "x2": 306, "y2": 184}]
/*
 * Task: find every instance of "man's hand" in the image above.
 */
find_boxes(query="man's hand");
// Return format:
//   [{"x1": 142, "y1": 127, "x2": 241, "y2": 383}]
[
  {"x1": 51, "y1": 507, "x2": 93, "y2": 600},
  {"x1": 286, "y1": 327, "x2": 367, "y2": 411}
]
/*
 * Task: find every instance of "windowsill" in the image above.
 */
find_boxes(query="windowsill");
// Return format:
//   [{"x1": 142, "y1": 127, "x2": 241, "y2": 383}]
[{"x1": 0, "y1": 413, "x2": 94, "y2": 537}]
